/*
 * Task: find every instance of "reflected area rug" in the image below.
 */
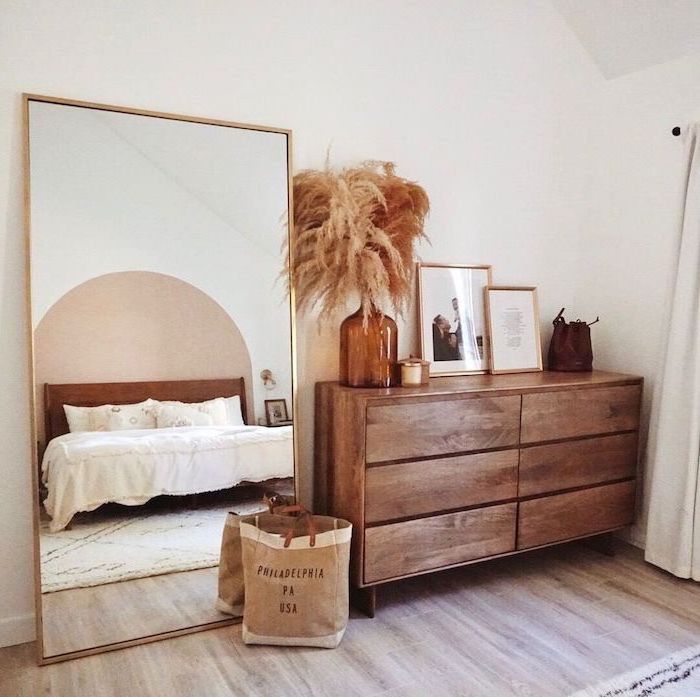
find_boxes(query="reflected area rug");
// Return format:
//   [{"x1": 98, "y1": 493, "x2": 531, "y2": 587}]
[
  {"x1": 40, "y1": 499, "x2": 262, "y2": 593},
  {"x1": 570, "y1": 644, "x2": 700, "y2": 696}
]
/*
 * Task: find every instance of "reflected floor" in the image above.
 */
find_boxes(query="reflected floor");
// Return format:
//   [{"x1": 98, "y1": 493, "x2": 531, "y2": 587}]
[
  {"x1": 43, "y1": 566, "x2": 222, "y2": 657},
  {"x1": 40, "y1": 479, "x2": 292, "y2": 657}
]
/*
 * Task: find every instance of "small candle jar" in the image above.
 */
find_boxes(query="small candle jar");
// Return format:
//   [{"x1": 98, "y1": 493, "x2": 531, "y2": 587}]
[
  {"x1": 398, "y1": 357, "x2": 430, "y2": 386},
  {"x1": 400, "y1": 360, "x2": 423, "y2": 387}
]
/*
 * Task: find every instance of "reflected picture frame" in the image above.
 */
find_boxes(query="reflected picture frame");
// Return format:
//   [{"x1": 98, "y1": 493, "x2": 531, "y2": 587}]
[
  {"x1": 417, "y1": 262, "x2": 493, "y2": 376},
  {"x1": 484, "y1": 286, "x2": 543, "y2": 374},
  {"x1": 265, "y1": 398, "x2": 289, "y2": 425}
]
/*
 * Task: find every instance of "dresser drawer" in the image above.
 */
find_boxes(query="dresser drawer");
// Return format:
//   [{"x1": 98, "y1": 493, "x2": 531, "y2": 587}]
[
  {"x1": 365, "y1": 450, "x2": 518, "y2": 523},
  {"x1": 365, "y1": 395, "x2": 521, "y2": 463},
  {"x1": 364, "y1": 503, "x2": 516, "y2": 583},
  {"x1": 520, "y1": 385, "x2": 641, "y2": 444},
  {"x1": 517, "y1": 480, "x2": 636, "y2": 549},
  {"x1": 519, "y1": 433, "x2": 638, "y2": 497}
]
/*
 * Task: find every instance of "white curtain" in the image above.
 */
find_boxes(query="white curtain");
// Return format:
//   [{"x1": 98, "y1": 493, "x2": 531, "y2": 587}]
[{"x1": 645, "y1": 123, "x2": 700, "y2": 580}]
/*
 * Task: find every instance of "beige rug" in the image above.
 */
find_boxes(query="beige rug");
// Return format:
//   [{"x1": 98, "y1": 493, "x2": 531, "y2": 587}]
[
  {"x1": 40, "y1": 500, "x2": 264, "y2": 593},
  {"x1": 569, "y1": 644, "x2": 700, "y2": 696}
]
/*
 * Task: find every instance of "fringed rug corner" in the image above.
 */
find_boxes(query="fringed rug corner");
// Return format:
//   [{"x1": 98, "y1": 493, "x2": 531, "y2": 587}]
[{"x1": 569, "y1": 644, "x2": 700, "y2": 696}]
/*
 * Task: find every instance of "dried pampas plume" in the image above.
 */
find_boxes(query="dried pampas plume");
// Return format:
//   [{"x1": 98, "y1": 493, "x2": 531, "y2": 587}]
[{"x1": 288, "y1": 160, "x2": 429, "y2": 324}]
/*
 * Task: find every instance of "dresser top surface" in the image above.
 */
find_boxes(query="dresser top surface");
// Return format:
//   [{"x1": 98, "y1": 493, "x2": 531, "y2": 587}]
[{"x1": 318, "y1": 370, "x2": 642, "y2": 399}]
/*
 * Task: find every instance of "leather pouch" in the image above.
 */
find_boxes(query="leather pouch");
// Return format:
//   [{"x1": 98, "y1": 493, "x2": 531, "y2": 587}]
[{"x1": 548, "y1": 308, "x2": 599, "y2": 372}]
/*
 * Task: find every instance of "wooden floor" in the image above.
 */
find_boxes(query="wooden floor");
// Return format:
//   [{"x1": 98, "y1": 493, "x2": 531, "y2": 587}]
[
  {"x1": 43, "y1": 567, "x2": 225, "y2": 656},
  {"x1": 3, "y1": 542, "x2": 700, "y2": 697}
]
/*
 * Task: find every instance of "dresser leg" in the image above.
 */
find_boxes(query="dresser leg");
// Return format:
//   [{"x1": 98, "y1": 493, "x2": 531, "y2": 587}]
[
  {"x1": 351, "y1": 586, "x2": 376, "y2": 618},
  {"x1": 581, "y1": 532, "x2": 616, "y2": 557}
]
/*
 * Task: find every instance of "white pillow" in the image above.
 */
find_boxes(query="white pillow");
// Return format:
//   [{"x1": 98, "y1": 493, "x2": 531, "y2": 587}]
[
  {"x1": 223, "y1": 395, "x2": 244, "y2": 426},
  {"x1": 156, "y1": 397, "x2": 228, "y2": 428},
  {"x1": 63, "y1": 399, "x2": 158, "y2": 432},
  {"x1": 63, "y1": 404, "x2": 92, "y2": 432},
  {"x1": 155, "y1": 404, "x2": 216, "y2": 428}
]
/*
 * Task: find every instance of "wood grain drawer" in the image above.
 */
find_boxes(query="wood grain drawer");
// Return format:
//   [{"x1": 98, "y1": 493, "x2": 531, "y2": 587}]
[
  {"x1": 520, "y1": 385, "x2": 641, "y2": 444},
  {"x1": 519, "y1": 433, "x2": 638, "y2": 497},
  {"x1": 365, "y1": 395, "x2": 521, "y2": 463},
  {"x1": 365, "y1": 450, "x2": 518, "y2": 523},
  {"x1": 517, "y1": 480, "x2": 636, "y2": 549},
  {"x1": 364, "y1": 503, "x2": 516, "y2": 583}
]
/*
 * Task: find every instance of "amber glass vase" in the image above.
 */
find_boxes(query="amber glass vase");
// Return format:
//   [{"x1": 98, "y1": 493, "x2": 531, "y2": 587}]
[{"x1": 339, "y1": 305, "x2": 398, "y2": 387}]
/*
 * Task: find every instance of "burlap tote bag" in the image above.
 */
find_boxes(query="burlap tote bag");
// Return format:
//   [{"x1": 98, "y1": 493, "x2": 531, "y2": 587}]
[
  {"x1": 216, "y1": 494, "x2": 293, "y2": 617},
  {"x1": 216, "y1": 513, "x2": 248, "y2": 616},
  {"x1": 240, "y1": 509, "x2": 352, "y2": 648}
]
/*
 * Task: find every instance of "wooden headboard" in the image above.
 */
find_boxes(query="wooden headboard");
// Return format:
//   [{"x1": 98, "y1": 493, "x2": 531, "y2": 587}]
[{"x1": 44, "y1": 378, "x2": 247, "y2": 443}]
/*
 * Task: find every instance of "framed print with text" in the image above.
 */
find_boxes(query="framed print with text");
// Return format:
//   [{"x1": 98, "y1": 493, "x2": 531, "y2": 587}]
[
  {"x1": 485, "y1": 286, "x2": 543, "y2": 374},
  {"x1": 418, "y1": 263, "x2": 492, "y2": 376}
]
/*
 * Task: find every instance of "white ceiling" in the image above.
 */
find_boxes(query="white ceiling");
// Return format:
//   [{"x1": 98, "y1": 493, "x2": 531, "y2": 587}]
[{"x1": 552, "y1": 0, "x2": 700, "y2": 78}]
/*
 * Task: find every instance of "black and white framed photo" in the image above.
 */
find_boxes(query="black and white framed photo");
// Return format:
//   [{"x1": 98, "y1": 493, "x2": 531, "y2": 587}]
[
  {"x1": 485, "y1": 286, "x2": 543, "y2": 374},
  {"x1": 264, "y1": 398, "x2": 289, "y2": 426},
  {"x1": 418, "y1": 263, "x2": 492, "y2": 376}
]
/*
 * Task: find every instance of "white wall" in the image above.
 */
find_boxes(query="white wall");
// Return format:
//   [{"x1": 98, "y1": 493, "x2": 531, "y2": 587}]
[
  {"x1": 0, "y1": 0, "x2": 600, "y2": 647},
  {"x1": 573, "y1": 52, "x2": 700, "y2": 546}
]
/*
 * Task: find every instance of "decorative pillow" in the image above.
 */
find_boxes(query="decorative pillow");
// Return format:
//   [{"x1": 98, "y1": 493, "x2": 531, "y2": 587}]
[
  {"x1": 155, "y1": 404, "x2": 216, "y2": 428},
  {"x1": 63, "y1": 399, "x2": 157, "y2": 433},
  {"x1": 156, "y1": 397, "x2": 228, "y2": 428}
]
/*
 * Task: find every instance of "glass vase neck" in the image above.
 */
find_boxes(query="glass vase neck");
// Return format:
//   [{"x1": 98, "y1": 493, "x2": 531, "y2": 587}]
[{"x1": 359, "y1": 302, "x2": 384, "y2": 317}]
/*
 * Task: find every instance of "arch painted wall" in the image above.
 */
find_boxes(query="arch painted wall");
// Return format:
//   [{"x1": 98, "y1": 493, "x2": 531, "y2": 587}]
[{"x1": 34, "y1": 271, "x2": 254, "y2": 443}]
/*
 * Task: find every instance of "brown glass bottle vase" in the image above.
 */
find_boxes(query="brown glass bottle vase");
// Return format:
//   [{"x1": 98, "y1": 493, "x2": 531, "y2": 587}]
[{"x1": 339, "y1": 305, "x2": 398, "y2": 387}]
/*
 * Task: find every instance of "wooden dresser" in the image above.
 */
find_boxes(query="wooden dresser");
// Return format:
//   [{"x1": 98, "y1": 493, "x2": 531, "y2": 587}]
[{"x1": 314, "y1": 370, "x2": 642, "y2": 615}]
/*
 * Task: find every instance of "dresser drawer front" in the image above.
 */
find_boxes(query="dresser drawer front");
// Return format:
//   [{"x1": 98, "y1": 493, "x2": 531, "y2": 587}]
[
  {"x1": 517, "y1": 480, "x2": 636, "y2": 549},
  {"x1": 365, "y1": 451, "x2": 518, "y2": 523},
  {"x1": 519, "y1": 433, "x2": 638, "y2": 497},
  {"x1": 521, "y1": 385, "x2": 641, "y2": 444},
  {"x1": 364, "y1": 503, "x2": 516, "y2": 583},
  {"x1": 365, "y1": 395, "x2": 521, "y2": 463}
]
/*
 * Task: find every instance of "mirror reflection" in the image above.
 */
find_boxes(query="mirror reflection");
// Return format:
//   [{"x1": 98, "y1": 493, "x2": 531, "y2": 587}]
[{"x1": 28, "y1": 98, "x2": 294, "y2": 658}]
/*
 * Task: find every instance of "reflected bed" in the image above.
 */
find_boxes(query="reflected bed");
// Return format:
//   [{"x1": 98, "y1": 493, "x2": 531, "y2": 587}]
[
  {"x1": 41, "y1": 378, "x2": 293, "y2": 531},
  {"x1": 42, "y1": 424, "x2": 293, "y2": 532}
]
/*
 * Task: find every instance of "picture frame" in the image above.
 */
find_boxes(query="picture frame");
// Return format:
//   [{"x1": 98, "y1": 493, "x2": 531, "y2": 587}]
[
  {"x1": 417, "y1": 263, "x2": 493, "y2": 376},
  {"x1": 484, "y1": 286, "x2": 543, "y2": 374},
  {"x1": 264, "y1": 398, "x2": 290, "y2": 426}
]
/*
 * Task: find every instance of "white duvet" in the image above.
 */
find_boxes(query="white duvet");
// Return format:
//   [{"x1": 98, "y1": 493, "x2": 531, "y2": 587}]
[{"x1": 41, "y1": 425, "x2": 294, "y2": 532}]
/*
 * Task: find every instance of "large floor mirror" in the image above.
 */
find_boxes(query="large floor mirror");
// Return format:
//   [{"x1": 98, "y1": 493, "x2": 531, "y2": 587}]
[{"x1": 24, "y1": 95, "x2": 296, "y2": 663}]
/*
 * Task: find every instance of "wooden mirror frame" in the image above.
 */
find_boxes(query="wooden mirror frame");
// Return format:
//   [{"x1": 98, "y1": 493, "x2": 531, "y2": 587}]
[{"x1": 23, "y1": 94, "x2": 298, "y2": 664}]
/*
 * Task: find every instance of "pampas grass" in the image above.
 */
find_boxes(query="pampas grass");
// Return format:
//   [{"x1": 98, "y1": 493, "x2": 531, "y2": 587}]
[{"x1": 289, "y1": 161, "x2": 429, "y2": 324}]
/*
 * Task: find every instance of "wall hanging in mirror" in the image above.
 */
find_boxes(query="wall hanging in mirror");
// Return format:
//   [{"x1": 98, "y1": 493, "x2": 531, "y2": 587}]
[
  {"x1": 418, "y1": 263, "x2": 492, "y2": 376},
  {"x1": 485, "y1": 286, "x2": 543, "y2": 374},
  {"x1": 290, "y1": 161, "x2": 429, "y2": 387},
  {"x1": 24, "y1": 94, "x2": 297, "y2": 664}
]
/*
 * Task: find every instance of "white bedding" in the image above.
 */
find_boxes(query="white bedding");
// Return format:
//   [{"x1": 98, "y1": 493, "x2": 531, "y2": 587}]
[{"x1": 41, "y1": 425, "x2": 294, "y2": 532}]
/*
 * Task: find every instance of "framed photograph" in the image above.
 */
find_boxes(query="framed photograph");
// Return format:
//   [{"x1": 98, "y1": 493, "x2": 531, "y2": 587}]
[
  {"x1": 418, "y1": 263, "x2": 492, "y2": 376},
  {"x1": 264, "y1": 398, "x2": 289, "y2": 426},
  {"x1": 485, "y1": 286, "x2": 543, "y2": 374}
]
